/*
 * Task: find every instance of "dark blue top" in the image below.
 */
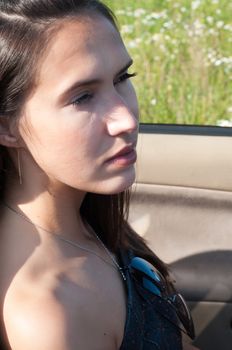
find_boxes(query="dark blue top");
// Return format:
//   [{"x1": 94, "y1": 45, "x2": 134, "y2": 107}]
[{"x1": 119, "y1": 249, "x2": 183, "y2": 350}]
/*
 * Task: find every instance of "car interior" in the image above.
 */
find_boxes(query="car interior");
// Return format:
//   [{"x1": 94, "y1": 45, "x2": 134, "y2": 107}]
[{"x1": 129, "y1": 123, "x2": 232, "y2": 350}]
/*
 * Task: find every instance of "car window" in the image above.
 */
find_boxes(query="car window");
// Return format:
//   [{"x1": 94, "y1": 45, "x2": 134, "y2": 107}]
[{"x1": 105, "y1": 0, "x2": 232, "y2": 127}]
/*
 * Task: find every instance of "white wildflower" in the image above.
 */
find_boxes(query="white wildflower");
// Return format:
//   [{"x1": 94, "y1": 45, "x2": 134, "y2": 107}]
[
  {"x1": 187, "y1": 20, "x2": 204, "y2": 37},
  {"x1": 191, "y1": 0, "x2": 201, "y2": 10},
  {"x1": 207, "y1": 49, "x2": 217, "y2": 59},
  {"x1": 127, "y1": 41, "x2": 137, "y2": 49},
  {"x1": 210, "y1": 56, "x2": 232, "y2": 68},
  {"x1": 206, "y1": 16, "x2": 214, "y2": 24},
  {"x1": 133, "y1": 8, "x2": 146, "y2": 18},
  {"x1": 127, "y1": 38, "x2": 142, "y2": 49},
  {"x1": 193, "y1": 19, "x2": 205, "y2": 35},
  {"x1": 222, "y1": 57, "x2": 232, "y2": 64},
  {"x1": 224, "y1": 24, "x2": 232, "y2": 31},
  {"x1": 142, "y1": 18, "x2": 155, "y2": 26},
  {"x1": 151, "y1": 98, "x2": 157, "y2": 106},
  {"x1": 228, "y1": 107, "x2": 232, "y2": 113},
  {"x1": 146, "y1": 11, "x2": 167, "y2": 20},
  {"x1": 214, "y1": 59, "x2": 222, "y2": 66},
  {"x1": 121, "y1": 25, "x2": 134, "y2": 34},
  {"x1": 151, "y1": 33, "x2": 162, "y2": 42},
  {"x1": 216, "y1": 21, "x2": 224, "y2": 29},
  {"x1": 208, "y1": 28, "x2": 216, "y2": 35},
  {"x1": 163, "y1": 21, "x2": 173, "y2": 29},
  {"x1": 217, "y1": 120, "x2": 232, "y2": 127}
]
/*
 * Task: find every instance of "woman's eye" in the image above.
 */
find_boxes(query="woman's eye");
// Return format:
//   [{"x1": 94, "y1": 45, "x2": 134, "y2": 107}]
[
  {"x1": 71, "y1": 93, "x2": 93, "y2": 106},
  {"x1": 115, "y1": 72, "x2": 137, "y2": 85}
]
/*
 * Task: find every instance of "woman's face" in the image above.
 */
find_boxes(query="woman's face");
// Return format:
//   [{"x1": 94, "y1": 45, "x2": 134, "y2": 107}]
[{"x1": 19, "y1": 15, "x2": 139, "y2": 194}]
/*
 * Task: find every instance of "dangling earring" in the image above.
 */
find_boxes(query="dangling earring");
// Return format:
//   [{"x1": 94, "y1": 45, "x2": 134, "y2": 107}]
[{"x1": 17, "y1": 149, "x2": 22, "y2": 185}]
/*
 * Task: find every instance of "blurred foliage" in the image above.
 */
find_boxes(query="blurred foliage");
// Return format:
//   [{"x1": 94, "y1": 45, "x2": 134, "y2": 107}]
[{"x1": 105, "y1": 0, "x2": 232, "y2": 125}]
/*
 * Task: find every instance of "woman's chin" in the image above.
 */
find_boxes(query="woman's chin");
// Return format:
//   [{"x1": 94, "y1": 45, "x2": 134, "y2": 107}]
[
  {"x1": 98, "y1": 171, "x2": 136, "y2": 194},
  {"x1": 66, "y1": 167, "x2": 136, "y2": 194}
]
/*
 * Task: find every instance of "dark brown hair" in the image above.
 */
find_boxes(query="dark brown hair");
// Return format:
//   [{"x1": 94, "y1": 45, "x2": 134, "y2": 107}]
[{"x1": 0, "y1": 0, "x2": 172, "y2": 287}]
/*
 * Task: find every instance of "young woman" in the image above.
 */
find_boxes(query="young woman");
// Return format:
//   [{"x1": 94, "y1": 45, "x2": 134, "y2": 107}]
[{"x1": 0, "y1": 1, "x2": 196, "y2": 349}]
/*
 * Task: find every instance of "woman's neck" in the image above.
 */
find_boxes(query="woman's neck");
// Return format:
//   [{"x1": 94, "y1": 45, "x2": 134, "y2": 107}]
[{"x1": 4, "y1": 177, "x2": 89, "y2": 243}]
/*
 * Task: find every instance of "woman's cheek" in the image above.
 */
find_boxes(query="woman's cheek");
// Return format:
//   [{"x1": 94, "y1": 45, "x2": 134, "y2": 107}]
[{"x1": 59, "y1": 105, "x2": 97, "y2": 130}]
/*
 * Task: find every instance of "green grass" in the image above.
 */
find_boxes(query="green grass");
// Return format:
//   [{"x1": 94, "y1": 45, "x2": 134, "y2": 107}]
[{"x1": 104, "y1": 0, "x2": 232, "y2": 125}]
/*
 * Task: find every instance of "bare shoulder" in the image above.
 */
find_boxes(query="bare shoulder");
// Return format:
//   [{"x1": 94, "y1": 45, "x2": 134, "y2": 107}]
[
  {"x1": 3, "y1": 263, "x2": 119, "y2": 350},
  {"x1": 3, "y1": 269, "x2": 113, "y2": 350},
  {"x1": 4, "y1": 278, "x2": 77, "y2": 350}
]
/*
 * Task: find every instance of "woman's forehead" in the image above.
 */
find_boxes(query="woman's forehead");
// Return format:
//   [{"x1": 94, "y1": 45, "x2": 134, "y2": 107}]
[
  {"x1": 35, "y1": 16, "x2": 130, "y2": 92},
  {"x1": 40, "y1": 18, "x2": 123, "y2": 69}
]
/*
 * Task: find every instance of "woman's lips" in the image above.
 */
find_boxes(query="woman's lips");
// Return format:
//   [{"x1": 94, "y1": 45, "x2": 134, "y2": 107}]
[{"x1": 106, "y1": 148, "x2": 137, "y2": 167}]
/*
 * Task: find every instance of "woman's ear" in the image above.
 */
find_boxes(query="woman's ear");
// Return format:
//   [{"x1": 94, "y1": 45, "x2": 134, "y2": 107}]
[{"x1": 0, "y1": 118, "x2": 19, "y2": 148}]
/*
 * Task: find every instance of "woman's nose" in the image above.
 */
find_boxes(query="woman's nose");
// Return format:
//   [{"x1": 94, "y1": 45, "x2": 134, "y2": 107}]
[{"x1": 105, "y1": 103, "x2": 138, "y2": 136}]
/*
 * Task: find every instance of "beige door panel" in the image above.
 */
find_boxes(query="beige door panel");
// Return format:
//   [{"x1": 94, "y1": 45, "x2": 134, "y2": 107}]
[
  {"x1": 129, "y1": 130, "x2": 232, "y2": 349},
  {"x1": 136, "y1": 133, "x2": 232, "y2": 191},
  {"x1": 130, "y1": 184, "x2": 232, "y2": 263}
]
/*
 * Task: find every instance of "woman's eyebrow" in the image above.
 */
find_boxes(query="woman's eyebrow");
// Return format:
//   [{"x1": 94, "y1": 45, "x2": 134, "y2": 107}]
[{"x1": 58, "y1": 59, "x2": 134, "y2": 105}]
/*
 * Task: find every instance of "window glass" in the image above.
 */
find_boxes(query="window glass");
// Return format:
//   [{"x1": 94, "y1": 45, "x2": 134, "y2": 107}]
[{"x1": 105, "y1": 0, "x2": 232, "y2": 126}]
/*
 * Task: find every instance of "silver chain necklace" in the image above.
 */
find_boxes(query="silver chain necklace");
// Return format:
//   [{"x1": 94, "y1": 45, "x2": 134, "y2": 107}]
[{"x1": 1, "y1": 201, "x2": 126, "y2": 281}]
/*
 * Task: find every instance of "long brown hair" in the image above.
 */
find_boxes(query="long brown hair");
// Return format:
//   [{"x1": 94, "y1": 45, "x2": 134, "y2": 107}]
[{"x1": 0, "y1": 0, "x2": 172, "y2": 287}]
